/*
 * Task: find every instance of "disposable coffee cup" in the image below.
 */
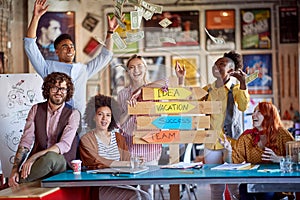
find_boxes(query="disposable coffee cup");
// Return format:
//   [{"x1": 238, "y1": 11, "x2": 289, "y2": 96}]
[{"x1": 71, "y1": 160, "x2": 82, "y2": 174}]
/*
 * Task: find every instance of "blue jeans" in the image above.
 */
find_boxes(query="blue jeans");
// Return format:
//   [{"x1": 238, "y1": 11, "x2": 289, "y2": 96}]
[{"x1": 239, "y1": 184, "x2": 276, "y2": 200}]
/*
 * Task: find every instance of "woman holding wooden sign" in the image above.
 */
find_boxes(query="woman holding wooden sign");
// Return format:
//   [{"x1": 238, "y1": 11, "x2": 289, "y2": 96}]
[{"x1": 117, "y1": 54, "x2": 185, "y2": 199}]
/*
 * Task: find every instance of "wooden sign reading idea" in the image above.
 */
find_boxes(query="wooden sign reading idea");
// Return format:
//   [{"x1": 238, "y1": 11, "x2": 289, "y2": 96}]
[{"x1": 142, "y1": 87, "x2": 207, "y2": 100}]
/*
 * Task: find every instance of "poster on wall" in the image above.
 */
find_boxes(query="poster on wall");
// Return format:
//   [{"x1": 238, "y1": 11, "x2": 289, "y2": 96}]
[
  {"x1": 243, "y1": 54, "x2": 272, "y2": 94},
  {"x1": 171, "y1": 55, "x2": 200, "y2": 86},
  {"x1": 144, "y1": 10, "x2": 200, "y2": 50},
  {"x1": 0, "y1": 74, "x2": 44, "y2": 177},
  {"x1": 109, "y1": 55, "x2": 166, "y2": 96},
  {"x1": 37, "y1": 11, "x2": 75, "y2": 61},
  {"x1": 243, "y1": 97, "x2": 273, "y2": 130},
  {"x1": 240, "y1": 8, "x2": 271, "y2": 49},
  {"x1": 205, "y1": 10, "x2": 235, "y2": 51},
  {"x1": 279, "y1": 7, "x2": 299, "y2": 43}
]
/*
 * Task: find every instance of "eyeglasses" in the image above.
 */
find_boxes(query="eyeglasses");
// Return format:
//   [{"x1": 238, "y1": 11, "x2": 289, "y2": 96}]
[{"x1": 50, "y1": 86, "x2": 68, "y2": 94}]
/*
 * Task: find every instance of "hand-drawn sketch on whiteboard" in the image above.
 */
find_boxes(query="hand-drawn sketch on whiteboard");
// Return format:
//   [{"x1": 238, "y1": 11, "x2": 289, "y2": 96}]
[{"x1": 0, "y1": 74, "x2": 44, "y2": 177}]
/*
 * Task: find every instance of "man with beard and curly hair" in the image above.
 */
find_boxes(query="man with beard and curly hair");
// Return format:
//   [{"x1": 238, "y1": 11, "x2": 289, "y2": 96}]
[{"x1": 8, "y1": 72, "x2": 80, "y2": 187}]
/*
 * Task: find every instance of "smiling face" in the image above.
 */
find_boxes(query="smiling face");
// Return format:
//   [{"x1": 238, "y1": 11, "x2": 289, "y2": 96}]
[
  {"x1": 252, "y1": 106, "x2": 264, "y2": 131},
  {"x1": 49, "y1": 81, "x2": 67, "y2": 106},
  {"x1": 127, "y1": 57, "x2": 147, "y2": 83},
  {"x1": 94, "y1": 106, "x2": 112, "y2": 131},
  {"x1": 212, "y1": 57, "x2": 234, "y2": 80},
  {"x1": 55, "y1": 39, "x2": 75, "y2": 64}
]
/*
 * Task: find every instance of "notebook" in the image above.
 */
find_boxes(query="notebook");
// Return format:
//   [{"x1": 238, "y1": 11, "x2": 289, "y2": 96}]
[{"x1": 86, "y1": 166, "x2": 149, "y2": 174}]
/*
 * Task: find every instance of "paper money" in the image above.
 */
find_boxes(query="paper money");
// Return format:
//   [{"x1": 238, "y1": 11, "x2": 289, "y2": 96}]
[
  {"x1": 141, "y1": 0, "x2": 156, "y2": 12},
  {"x1": 152, "y1": 4, "x2": 163, "y2": 14},
  {"x1": 116, "y1": 0, "x2": 126, "y2": 5},
  {"x1": 112, "y1": 32, "x2": 127, "y2": 49},
  {"x1": 204, "y1": 28, "x2": 225, "y2": 44},
  {"x1": 125, "y1": 31, "x2": 144, "y2": 43},
  {"x1": 143, "y1": 9, "x2": 154, "y2": 21},
  {"x1": 160, "y1": 37, "x2": 176, "y2": 44},
  {"x1": 130, "y1": 11, "x2": 140, "y2": 29},
  {"x1": 246, "y1": 70, "x2": 259, "y2": 84},
  {"x1": 128, "y1": 0, "x2": 142, "y2": 6},
  {"x1": 116, "y1": 17, "x2": 126, "y2": 29},
  {"x1": 114, "y1": 3, "x2": 123, "y2": 18},
  {"x1": 159, "y1": 18, "x2": 172, "y2": 28}
]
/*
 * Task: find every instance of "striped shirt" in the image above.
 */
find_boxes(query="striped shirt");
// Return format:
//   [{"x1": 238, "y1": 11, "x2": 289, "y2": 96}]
[
  {"x1": 117, "y1": 86, "x2": 162, "y2": 162},
  {"x1": 95, "y1": 131, "x2": 120, "y2": 161}
]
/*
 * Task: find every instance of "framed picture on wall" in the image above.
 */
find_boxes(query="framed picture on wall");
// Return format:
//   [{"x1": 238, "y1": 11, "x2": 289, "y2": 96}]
[
  {"x1": 144, "y1": 10, "x2": 200, "y2": 50},
  {"x1": 110, "y1": 55, "x2": 167, "y2": 96},
  {"x1": 279, "y1": 7, "x2": 299, "y2": 43},
  {"x1": 171, "y1": 55, "x2": 200, "y2": 86},
  {"x1": 205, "y1": 10, "x2": 235, "y2": 51},
  {"x1": 240, "y1": 8, "x2": 271, "y2": 49},
  {"x1": 37, "y1": 11, "x2": 75, "y2": 61},
  {"x1": 243, "y1": 54, "x2": 273, "y2": 94},
  {"x1": 83, "y1": 37, "x2": 101, "y2": 57}
]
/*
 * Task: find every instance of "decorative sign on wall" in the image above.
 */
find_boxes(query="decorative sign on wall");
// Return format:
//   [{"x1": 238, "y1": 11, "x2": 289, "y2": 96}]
[
  {"x1": 243, "y1": 54, "x2": 272, "y2": 94},
  {"x1": 279, "y1": 7, "x2": 299, "y2": 44},
  {"x1": 240, "y1": 8, "x2": 271, "y2": 49},
  {"x1": 82, "y1": 13, "x2": 99, "y2": 32},
  {"x1": 205, "y1": 9, "x2": 235, "y2": 51},
  {"x1": 144, "y1": 10, "x2": 200, "y2": 50}
]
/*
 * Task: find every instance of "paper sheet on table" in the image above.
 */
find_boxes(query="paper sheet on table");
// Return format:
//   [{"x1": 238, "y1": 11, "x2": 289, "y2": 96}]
[{"x1": 160, "y1": 162, "x2": 203, "y2": 169}]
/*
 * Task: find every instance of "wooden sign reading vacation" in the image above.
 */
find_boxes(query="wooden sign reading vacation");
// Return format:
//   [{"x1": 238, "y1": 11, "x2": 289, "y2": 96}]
[
  {"x1": 136, "y1": 116, "x2": 210, "y2": 130},
  {"x1": 133, "y1": 130, "x2": 217, "y2": 144},
  {"x1": 142, "y1": 87, "x2": 207, "y2": 100},
  {"x1": 128, "y1": 101, "x2": 222, "y2": 115}
]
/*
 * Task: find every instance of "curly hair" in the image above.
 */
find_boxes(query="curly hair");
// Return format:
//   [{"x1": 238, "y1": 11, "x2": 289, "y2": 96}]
[
  {"x1": 258, "y1": 102, "x2": 283, "y2": 151},
  {"x1": 54, "y1": 33, "x2": 74, "y2": 49},
  {"x1": 42, "y1": 72, "x2": 74, "y2": 102},
  {"x1": 223, "y1": 50, "x2": 243, "y2": 71},
  {"x1": 84, "y1": 94, "x2": 121, "y2": 131}
]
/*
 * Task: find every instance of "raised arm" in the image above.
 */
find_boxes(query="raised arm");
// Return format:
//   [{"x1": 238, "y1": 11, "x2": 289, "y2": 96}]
[
  {"x1": 105, "y1": 15, "x2": 119, "y2": 51},
  {"x1": 175, "y1": 61, "x2": 186, "y2": 86},
  {"x1": 27, "y1": 0, "x2": 49, "y2": 38}
]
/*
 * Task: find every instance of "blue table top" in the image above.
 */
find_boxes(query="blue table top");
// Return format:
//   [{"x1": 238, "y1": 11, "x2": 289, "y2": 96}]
[{"x1": 42, "y1": 164, "x2": 300, "y2": 187}]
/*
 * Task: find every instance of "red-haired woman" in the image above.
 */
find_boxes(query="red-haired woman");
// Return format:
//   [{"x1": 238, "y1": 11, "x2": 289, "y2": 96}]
[{"x1": 221, "y1": 102, "x2": 294, "y2": 199}]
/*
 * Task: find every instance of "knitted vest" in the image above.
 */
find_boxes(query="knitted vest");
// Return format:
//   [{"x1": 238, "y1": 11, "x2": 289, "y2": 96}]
[{"x1": 30, "y1": 101, "x2": 79, "y2": 167}]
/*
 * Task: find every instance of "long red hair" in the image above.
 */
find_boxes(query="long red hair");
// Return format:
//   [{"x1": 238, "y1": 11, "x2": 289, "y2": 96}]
[{"x1": 258, "y1": 102, "x2": 283, "y2": 151}]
